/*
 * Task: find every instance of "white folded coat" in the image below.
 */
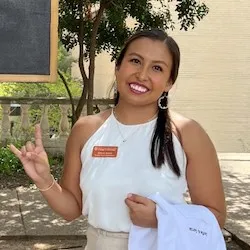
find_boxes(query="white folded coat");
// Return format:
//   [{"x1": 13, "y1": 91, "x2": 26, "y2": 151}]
[{"x1": 128, "y1": 193, "x2": 226, "y2": 250}]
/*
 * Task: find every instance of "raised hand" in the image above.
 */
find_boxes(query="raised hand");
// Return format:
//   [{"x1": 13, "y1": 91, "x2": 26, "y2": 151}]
[{"x1": 9, "y1": 124, "x2": 52, "y2": 189}]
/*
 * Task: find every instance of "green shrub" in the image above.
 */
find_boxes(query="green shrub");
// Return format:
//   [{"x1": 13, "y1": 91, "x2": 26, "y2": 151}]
[
  {"x1": 48, "y1": 154, "x2": 64, "y2": 167},
  {"x1": 0, "y1": 146, "x2": 23, "y2": 175},
  {"x1": 0, "y1": 144, "x2": 64, "y2": 175}
]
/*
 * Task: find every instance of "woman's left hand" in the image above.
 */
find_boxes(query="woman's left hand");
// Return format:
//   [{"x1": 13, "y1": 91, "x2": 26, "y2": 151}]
[{"x1": 125, "y1": 193, "x2": 157, "y2": 228}]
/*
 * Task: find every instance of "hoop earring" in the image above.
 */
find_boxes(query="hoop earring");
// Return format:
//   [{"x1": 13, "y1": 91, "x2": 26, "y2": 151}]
[{"x1": 158, "y1": 92, "x2": 168, "y2": 110}]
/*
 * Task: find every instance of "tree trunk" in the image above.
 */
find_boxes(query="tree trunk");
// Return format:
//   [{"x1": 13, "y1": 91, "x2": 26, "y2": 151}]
[
  {"x1": 74, "y1": 0, "x2": 109, "y2": 119},
  {"x1": 74, "y1": 1, "x2": 89, "y2": 124},
  {"x1": 57, "y1": 70, "x2": 77, "y2": 127},
  {"x1": 87, "y1": 1, "x2": 107, "y2": 115}
]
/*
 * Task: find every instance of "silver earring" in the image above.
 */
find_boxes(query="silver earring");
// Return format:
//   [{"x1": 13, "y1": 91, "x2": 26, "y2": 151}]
[{"x1": 158, "y1": 92, "x2": 168, "y2": 110}]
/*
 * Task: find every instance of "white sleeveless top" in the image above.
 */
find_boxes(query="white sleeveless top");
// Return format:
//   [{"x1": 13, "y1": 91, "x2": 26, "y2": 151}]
[{"x1": 80, "y1": 110, "x2": 188, "y2": 232}]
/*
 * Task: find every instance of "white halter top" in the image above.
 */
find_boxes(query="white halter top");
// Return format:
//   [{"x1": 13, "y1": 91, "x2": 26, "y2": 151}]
[{"x1": 80, "y1": 110, "x2": 187, "y2": 232}]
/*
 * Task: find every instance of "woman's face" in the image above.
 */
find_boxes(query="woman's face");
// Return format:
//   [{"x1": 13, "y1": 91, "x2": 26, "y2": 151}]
[{"x1": 115, "y1": 37, "x2": 173, "y2": 107}]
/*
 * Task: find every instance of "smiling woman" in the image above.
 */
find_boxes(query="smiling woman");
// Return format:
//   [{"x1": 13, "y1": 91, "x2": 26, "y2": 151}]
[
  {"x1": 10, "y1": 28, "x2": 226, "y2": 250},
  {"x1": 115, "y1": 38, "x2": 173, "y2": 107}
]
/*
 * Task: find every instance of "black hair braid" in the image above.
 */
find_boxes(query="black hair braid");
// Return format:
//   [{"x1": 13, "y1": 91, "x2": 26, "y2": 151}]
[{"x1": 151, "y1": 93, "x2": 181, "y2": 177}]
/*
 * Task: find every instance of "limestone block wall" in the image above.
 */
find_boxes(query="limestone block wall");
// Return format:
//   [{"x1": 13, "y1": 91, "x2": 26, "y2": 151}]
[{"x1": 169, "y1": 0, "x2": 250, "y2": 152}]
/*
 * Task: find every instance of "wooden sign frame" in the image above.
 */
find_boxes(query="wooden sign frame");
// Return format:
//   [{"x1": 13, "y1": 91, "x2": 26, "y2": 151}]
[{"x1": 0, "y1": 0, "x2": 58, "y2": 83}]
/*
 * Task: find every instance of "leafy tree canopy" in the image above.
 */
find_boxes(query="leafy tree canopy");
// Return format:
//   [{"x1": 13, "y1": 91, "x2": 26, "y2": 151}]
[{"x1": 59, "y1": 0, "x2": 209, "y2": 60}]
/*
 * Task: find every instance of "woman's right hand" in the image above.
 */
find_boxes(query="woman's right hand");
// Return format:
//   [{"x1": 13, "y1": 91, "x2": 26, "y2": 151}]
[{"x1": 10, "y1": 124, "x2": 52, "y2": 189}]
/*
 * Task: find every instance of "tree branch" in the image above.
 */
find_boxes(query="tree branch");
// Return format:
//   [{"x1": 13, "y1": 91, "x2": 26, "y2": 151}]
[
  {"x1": 57, "y1": 70, "x2": 76, "y2": 126},
  {"x1": 87, "y1": 0, "x2": 108, "y2": 114},
  {"x1": 74, "y1": 0, "x2": 89, "y2": 121},
  {"x1": 78, "y1": 1, "x2": 88, "y2": 84}
]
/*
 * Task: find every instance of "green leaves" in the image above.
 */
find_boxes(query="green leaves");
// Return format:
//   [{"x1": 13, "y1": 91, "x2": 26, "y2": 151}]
[
  {"x1": 0, "y1": 145, "x2": 63, "y2": 175},
  {"x1": 59, "y1": 0, "x2": 209, "y2": 60},
  {"x1": 0, "y1": 146, "x2": 23, "y2": 175},
  {"x1": 175, "y1": 0, "x2": 209, "y2": 31}
]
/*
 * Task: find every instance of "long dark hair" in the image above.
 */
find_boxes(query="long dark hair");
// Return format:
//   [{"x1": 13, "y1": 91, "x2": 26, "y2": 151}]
[{"x1": 115, "y1": 28, "x2": 181, "y2": 177}]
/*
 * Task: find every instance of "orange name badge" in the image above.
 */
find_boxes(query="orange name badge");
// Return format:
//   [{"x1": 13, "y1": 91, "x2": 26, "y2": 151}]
[{"x1": 92, "y1": 146, "x2": 118, "y2": 158}]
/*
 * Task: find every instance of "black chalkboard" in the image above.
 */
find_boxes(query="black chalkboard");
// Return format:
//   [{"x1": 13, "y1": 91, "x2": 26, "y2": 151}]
[{"x1": 0, "y1": 0, "x2": 58, "y2": 82}]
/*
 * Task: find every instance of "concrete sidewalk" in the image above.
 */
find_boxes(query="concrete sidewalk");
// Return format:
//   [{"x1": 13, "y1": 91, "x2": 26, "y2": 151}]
[{"x1": 0, "y1": 154, "x2": 249, "y2": 249}]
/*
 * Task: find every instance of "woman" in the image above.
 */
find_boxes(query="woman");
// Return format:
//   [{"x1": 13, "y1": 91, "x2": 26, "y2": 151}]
[{"x1": 10, "y1": 28, "x2": 226, "y2": 249}]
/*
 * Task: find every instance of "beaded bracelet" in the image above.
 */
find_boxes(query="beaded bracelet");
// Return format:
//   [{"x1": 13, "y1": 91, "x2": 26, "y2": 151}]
[{"x1": 37, "y1": 175, "x2": 55, "y2": 192}]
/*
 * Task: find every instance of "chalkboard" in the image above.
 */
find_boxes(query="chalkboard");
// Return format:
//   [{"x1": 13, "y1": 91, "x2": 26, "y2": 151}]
[{"x1": 0, "y1": 0, "x2": 58, "y2": 82}]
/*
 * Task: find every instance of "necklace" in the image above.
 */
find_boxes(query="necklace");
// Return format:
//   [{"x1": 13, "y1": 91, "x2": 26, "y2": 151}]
[{"x1": 113, "y1": 109, "x2": 158, "y2": 143}]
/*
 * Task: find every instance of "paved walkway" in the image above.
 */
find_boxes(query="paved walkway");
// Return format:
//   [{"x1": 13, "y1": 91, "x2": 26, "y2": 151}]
[{"x1": 0, "y1": 153, "x2": 250, "y2": 249}]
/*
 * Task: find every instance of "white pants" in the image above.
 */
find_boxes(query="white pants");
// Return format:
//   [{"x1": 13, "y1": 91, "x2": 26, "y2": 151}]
[{"x1": 84, "y1": 225, "x2": 129, "y2": 250}]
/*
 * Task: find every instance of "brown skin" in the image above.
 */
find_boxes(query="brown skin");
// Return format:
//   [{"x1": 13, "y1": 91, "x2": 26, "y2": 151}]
[{"x1": 10, "y1": 37, "x2": 226, "y2": 228}]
